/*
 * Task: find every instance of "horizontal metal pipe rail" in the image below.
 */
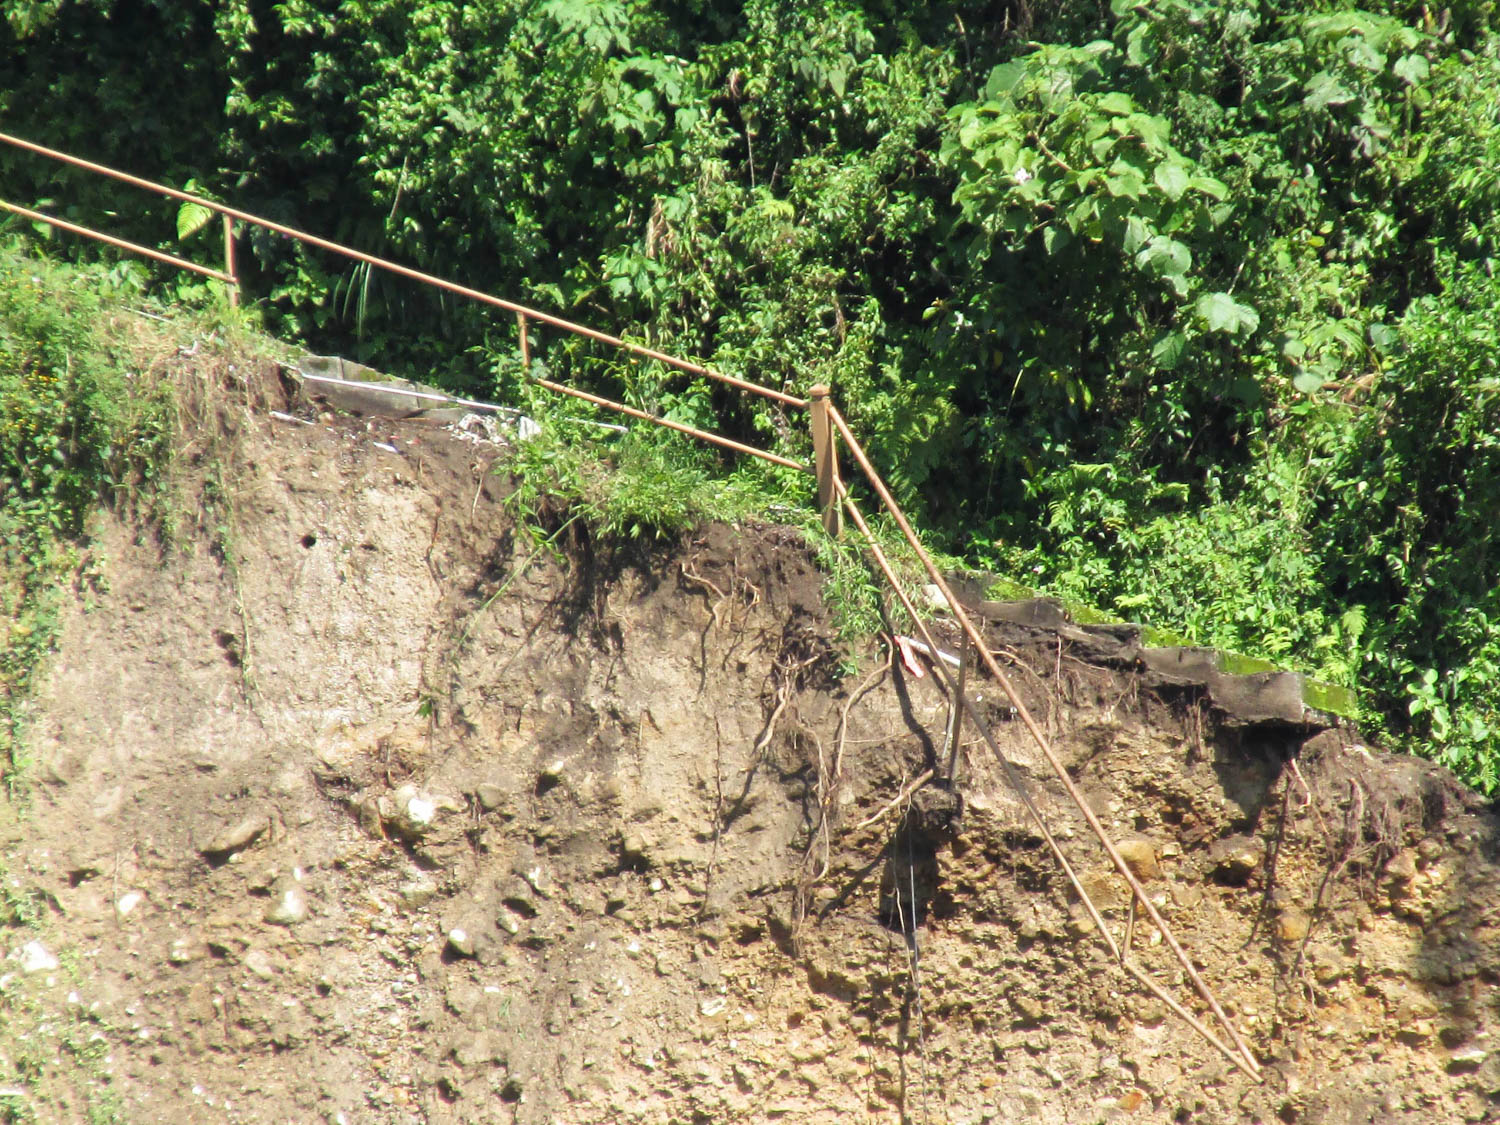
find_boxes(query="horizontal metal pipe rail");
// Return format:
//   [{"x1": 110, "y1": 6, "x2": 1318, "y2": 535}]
[
  {"x1": 0, "y1": 130, "x2": 806, "y2": 409},
  {"x1": 529, "y1": 375, "x2": 809, "y2": 473}
]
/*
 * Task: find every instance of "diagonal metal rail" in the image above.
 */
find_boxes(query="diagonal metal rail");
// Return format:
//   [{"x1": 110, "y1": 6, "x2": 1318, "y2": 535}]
[
  {"x1": 826, "y1": 404, "x2": 1261, "y2": 1077},
  {"x1": 0, "y1": 199, "x2": 235, "y2": 283},
  {"x1": 833, "y1": 479, "x2": 1259, "y2": 1078}
]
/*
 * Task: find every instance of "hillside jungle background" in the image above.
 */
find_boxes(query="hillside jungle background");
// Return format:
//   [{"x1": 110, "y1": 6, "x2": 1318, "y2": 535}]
[{"x1": 1, "y1": 0, "x2": 1498, "y2": 790}]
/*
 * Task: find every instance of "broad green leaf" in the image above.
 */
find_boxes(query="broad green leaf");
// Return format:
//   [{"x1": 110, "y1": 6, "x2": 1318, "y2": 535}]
[
  {"x1": 1106, "y1": 163, "x2": 1146, "y2": 199},
  {"x1": 1292, "y1": 370, "x2": 1327, "y2": 394},
  {"x1": 1127, "y1": 113, "x2": 1169, "y2": 149},
  {"x1": 1393, "y1": 54, "x2": 1429, "y2": 86},
  {"x1": 1154, "y1": 161, "x2": 1189, "y2": 201},
  {"x1": 1151, "y1": 330, "x2": 1188, "y2": 369},
  {"x1": 176, "y1": 201, "x2": 214, "y2": 241},
  {"x1": 1345, "y1": 40, "x2": 1385, "y2": 72},
  {"x1": 1096, "y1": 91, "x2": 1133, "y2": 116},
  {"x1": 1124, "y1": 25, "x2": 1154, "y2": 66},
  {"x1": 1188, "y1": 176, "x2": 1230, "y2": 201},
  {"x1": 1136, "y1": 235, "x2": 1191, "y2": 279},
  {"x1": 1196, "y1": 291, "x2": 1260, "y2": 334},
  {"x1": 985, "y1": 61, "x2": 1026, "y2": 98},
  {"x1": 1304, "y1": 72, "x2": 1354, "y2": 110}
]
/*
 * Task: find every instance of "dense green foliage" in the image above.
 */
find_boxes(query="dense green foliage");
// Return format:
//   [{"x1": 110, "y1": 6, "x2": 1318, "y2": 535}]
[
  {"x1": 0, "y1": 241, "x2": 179, "y2": 787},
  {"x1": 4, "y1": 0, "x2": 1500, "y2": 788}
]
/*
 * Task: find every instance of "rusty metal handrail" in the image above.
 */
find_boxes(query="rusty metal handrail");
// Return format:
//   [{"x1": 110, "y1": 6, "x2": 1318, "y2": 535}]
[
  {"x1": 0, "y1": 199, "x2": 235, "y2": 284},
  {"x1": 826, "y1": 402, "x2": 1261, "y2": 1077},
  {"x1": 0, "y1": 127, "x2": 1260, "y2": 1079},
  {"x1": 0, "y1": 129, "x2": 807, "y2": 409},
  {"x1": 530, "y1": 375, "x2": 810, "y2": 473}
]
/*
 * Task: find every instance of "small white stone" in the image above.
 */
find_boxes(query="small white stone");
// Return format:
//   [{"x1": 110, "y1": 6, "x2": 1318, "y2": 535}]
[
  {"x1": 115, "y1": 891, "x2": 144, "y2": 918},
  {"x1": 447, "y1": 928, "x2": 475, "y2": 957},
  {"x1": 17, "y1": 941, "x2": 58, "y2": 974},
  {"x1": 168, "y1": 939, "x2": 197, "y2": 964},
  {"x1": 265, "y1": 884, "x2": 308, "y2": 926},
  {"x1": 648, "y1": 878, "x2": 664, "y2": 893},
  {"x1": 243, "y1": 949, "x2": 276, "y2": 980}
]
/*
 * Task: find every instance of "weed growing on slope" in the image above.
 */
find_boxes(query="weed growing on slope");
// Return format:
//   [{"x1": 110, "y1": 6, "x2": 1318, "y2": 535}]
[
  {"x1": 503, "y1": 409, "x2": 784, "y2": 546},
  {"x1": 500, "y1": 396, "x2": 947, "y2": 652}
]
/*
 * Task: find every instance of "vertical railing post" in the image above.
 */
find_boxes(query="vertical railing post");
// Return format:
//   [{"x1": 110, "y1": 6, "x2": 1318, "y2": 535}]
[
  {"x1": 516, "y1": 311, "x2": 531, "y2": 369},
  {"x1": 942, "y1": 634, "x2": 970, "y2": 783},
  {"x1": 809, "y1": 384, "x2": 841, "y2": 537},
  {"x1": 223, "y1": 213, "x2": 239, "y2": 308}
]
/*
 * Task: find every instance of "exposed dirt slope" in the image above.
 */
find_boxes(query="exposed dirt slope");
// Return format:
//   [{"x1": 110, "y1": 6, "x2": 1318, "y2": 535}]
[{"x1": 2, "y1": 358, "x2": 1498, "y2": 1125}]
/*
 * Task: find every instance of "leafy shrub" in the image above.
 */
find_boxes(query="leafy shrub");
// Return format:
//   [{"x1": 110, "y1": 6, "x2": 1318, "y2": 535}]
[{"x1": 1328, "y1": 261, "x2": 1500, "y2": 790}]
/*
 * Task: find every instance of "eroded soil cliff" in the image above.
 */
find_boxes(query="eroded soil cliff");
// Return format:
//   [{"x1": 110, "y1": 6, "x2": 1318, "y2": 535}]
[{"x1": 2, "y1": 356, "x2": 1498, "y2": 1125}]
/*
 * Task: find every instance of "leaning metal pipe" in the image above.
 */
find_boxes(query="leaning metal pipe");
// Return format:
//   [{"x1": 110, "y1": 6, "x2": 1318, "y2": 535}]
[
  {"x1": 0, "y1": 130, "x2": 807, "y2": 409},
  {"x1": 827, "y1": 404, "x2": 1261, "y2": 1077},
  {"x1": 834, "y1": 485, "x2": 1263, "y2": 1080},
  {"x1": 834, "y1": 482, "x2": 1122, "y2": 960}
]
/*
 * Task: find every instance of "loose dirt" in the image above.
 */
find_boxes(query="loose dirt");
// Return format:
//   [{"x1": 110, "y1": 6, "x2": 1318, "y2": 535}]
[{"x1": 2, "y1": 354, "x2": 1497, "y2": 1125}]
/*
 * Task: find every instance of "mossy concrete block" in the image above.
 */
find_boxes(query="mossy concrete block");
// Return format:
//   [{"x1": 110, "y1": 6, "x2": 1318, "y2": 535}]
[
  {"x1": 1139, "y1": 646, "x2": 1224, "y2": 682},
  {"x1": 932, "y1": 574, "x2": 1363, "y2": 725},
  {"x1": 975, "y1": 597, "x2": 1069, "y2": 629},
  {"x1": 1205, "y1": 669, "x2": 1310, "y2": 726},
  {"x1": 293, "y1": 355, "x2": 460, "y2": 418}
]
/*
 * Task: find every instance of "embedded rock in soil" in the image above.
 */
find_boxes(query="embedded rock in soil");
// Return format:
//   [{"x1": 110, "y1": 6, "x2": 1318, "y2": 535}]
[{"x1": 199, "y1": 813, "x2": 270, "y2": 862}]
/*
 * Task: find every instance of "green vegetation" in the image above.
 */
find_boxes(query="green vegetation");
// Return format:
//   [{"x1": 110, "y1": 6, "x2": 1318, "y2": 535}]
[
  {"x1": 0, "y1": 240, "x2": 258, "y2": 791},
  {"x1": 504, "y1": 417, "x2": 776, "y2": 545},
  {"x1": 3, "y1": 1, "x2": 1500, "y2": 788},
  {"x1": 0, "y1": 854, "x2": 131, "y2": 1124},
  {"x1": 0, "y1": 243, "x2": 170, "y2": 789},
  {"x1": 500, "y1": 412, "x2": 928, "y2": 646}
]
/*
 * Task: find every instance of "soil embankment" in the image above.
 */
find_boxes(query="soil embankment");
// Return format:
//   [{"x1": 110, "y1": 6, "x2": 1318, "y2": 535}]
[{"x1": 3, "y1": 357, "x2": 1498, "y2": 1124}]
